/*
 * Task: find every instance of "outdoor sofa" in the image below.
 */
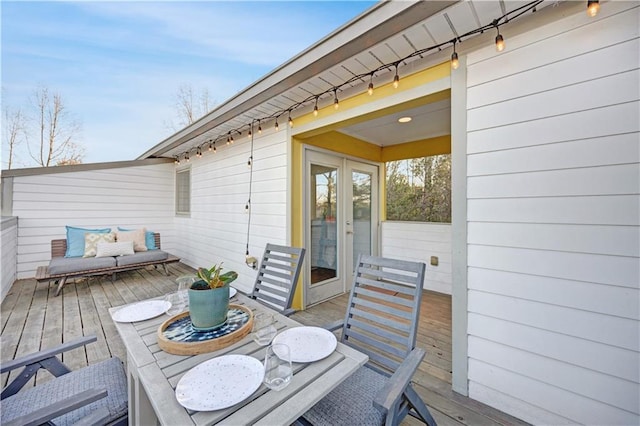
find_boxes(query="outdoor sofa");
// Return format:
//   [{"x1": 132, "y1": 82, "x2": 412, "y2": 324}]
[{"x1": 36, "y1": 227, "x2": 180, "y2": 296}]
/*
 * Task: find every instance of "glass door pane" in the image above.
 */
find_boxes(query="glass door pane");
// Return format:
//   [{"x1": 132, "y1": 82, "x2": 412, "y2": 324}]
[
  {"x1": 310, "y1": 164, "x2": 338, "y2": 285},
  {"x1": 351, "y1": 171, "x2": 372, "y2": 271}
]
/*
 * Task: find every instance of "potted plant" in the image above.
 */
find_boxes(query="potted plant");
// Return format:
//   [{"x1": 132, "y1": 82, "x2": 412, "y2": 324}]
[{"x1": 188, "y1": 263, "x2": 238, "y2": 331}]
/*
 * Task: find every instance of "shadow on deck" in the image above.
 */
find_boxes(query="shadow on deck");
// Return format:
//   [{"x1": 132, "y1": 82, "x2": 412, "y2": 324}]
[{"x1": 0, "y1": 262, "x2": 527, "y2": 426}]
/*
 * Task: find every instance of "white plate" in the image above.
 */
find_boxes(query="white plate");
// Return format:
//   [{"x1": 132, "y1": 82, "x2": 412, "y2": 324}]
[
  {"x1": 175, "y1": 355, "x2": 263, "y2": 411},
  {"x1": 272, "y1": 326, "x2": 337, "y2": 363},
  {"x1": 229, "y1": 287, "x2": 237, "y2": 298},
  {"x1": 111, "y1": 300, "x2": 170, "y2": 323}
]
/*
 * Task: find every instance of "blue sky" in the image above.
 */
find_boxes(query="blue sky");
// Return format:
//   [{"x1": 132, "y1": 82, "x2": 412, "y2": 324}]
[{"x1": 1, "y1": 1, "x2": 375, "y2": 167}]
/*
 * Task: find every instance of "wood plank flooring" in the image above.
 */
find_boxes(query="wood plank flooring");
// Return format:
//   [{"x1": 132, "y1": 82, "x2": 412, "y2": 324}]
[{"x1": 0, "y1": 263, "x2": 527, "y2": 426}]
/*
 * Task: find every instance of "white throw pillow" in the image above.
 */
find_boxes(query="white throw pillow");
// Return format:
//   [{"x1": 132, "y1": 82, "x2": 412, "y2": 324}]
[{"x1": 96, "y1": 241, "x2": 135, "y2": 257}]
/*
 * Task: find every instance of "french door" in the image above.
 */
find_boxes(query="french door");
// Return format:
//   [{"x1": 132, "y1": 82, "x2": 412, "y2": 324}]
[{"x1": 305, "y1": 150, "x2": 378, "y2": 306}]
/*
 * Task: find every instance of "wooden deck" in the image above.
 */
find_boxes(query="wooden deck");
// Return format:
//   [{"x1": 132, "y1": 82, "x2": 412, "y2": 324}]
[{"x1": 0, "y1": 263, "x2": 527, "y2": 426}]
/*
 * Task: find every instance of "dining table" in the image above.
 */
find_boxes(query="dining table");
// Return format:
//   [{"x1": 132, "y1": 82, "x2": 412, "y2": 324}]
[{"x1": 109, "y1": 291, "x2": 368, "y2": 425}]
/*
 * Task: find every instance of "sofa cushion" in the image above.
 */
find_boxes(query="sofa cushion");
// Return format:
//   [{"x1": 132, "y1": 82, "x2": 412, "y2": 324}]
[
  {"x1": 116, "y1": 228, "x2": 147, "y2": 252},
  {"x1": 65, "y1": 226, "x2": 111, "y2": 258},
  {"x1": 83, "y1": 232, "x2": 116, "y2": 257},
  {"x1": 49, "y1": 256, "x2": 117, "y2": 275},
  {"x1": 115, "y1": 250, "x2": 169, "y2": 267},
  {"x1": 96, "y1": 241, "x2": 134, "y2": 258}
]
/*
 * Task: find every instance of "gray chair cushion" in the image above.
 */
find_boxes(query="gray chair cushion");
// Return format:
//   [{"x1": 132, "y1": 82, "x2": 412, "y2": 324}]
[
  {"x1": 303, "y1": 365, "x2": 388, "y2": 426},
  {"x1": 48, "y1": 256, "x2": 116, "y2": 275},
  {"x1": 0, "y1": 357, "x2": 127, "y2": 426},
  {"x1": 115, "y1": 250, "x2": 169, "y2": 266}
]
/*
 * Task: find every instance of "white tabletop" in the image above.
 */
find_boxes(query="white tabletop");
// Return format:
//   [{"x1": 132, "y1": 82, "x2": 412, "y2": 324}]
[{"x1": 111, "y1": 293, "x2": 368, "y2": 426}]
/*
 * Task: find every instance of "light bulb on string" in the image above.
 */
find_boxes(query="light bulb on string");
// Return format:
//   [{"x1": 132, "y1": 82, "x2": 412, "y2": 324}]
[
  {"x1": 197, "y1": 147, "x2": 202, "y2": 158},
  {"x1": 245, "y1": 200, "x2": 250, "y2": 213},
  {"x1": 451, "y1": 41, "x2": 459, "y2": 70},
  {"x1": 258, "y1": 120, "x2": 262, "y2": 135},
  {"x1": 247, "y1": 128, "x2": 252, "y2": 139},
  {"x1": 368, "y1": 73, "x2": 374, "y2": 95},
  {"x1": 288, "y1": 112, "x2": 293, "y2": 128},
  {"x1": 393, "y1": 64, "x2": 400, "y2": 89},
  {"x1": 213, "y1": 141, "x2": 217, "y2": 153},
  {"x1": 333, "y1": 89, "x2": 339, "y2": 110},
  {"x1": 587, "y1": 0, "x2": 599, "y2": 17},
  {"x1": 230, "y1": 133, "x2": 234, "y2": 144},
  {"x1": 248, "y1": 156, "x2": 253, "y2": 168},
  {"x1": 208, "y1": 141, "x2": 212, "y2": 151},
  {"x1": 275, "y1": 118, "x2": 279, "y2": 131},
  {"x1": 175, "y1": 156, "x2": 180, "y2": 164},
  {"x1": 185, "y1": 153, "x2": 190, "y2": 162},
  {"x1": 313, "y1": 97, "x2": 319, "y2": 117},
  {"x1": 495, "y1": 27, "x2": 505, "y2": 52}
]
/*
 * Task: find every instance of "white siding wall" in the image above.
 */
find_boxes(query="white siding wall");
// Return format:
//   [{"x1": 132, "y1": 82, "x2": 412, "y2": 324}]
[
  {"x1": 381, "y1": 221, "x2": 452, "y2": 294},
  {"x1": 174, "y1": 131, "x2": 289, "y2": 294},
  {"x1": 465, "y1": 3, "x2": 639, "y2": 425},
  {"x1": 11, "y1": 163, "x2": 175, "y2": 279},
  {"x1": 1, "y1": 217, "x2": 18, "y2": 301}
]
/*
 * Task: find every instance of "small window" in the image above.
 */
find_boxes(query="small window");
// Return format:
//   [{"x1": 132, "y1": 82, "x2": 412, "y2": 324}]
[
  {"x1": 176, "y1": 167, "x2": 191, "y2": 216},
  {"x1": 385, "y1": 154, "x2": 451, "y2": 223}
]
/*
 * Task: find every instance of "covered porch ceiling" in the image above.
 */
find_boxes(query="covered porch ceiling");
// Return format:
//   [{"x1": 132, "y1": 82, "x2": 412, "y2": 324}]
[{"x1": 138, "y1": 0, "x2": 559, "y2": 159}]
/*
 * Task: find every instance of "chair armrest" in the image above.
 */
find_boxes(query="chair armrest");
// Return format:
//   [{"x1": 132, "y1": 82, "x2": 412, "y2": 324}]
[
  {"x1": 323, "y1": 319, "x2": 344, "y2": 332},
  {"x1": 373, "y1": 347, "x2": 426, "y2": 413},
  {"x1": 3, "y1": 388, "x2": 107, "y2": 426},
  {"x1": 1, "y1": 335, "x2": 97, "y2": 374}
]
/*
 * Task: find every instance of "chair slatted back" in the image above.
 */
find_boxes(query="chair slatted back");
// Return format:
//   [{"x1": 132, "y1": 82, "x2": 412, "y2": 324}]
[
  {"x1": 251, "y1": 244, "x2": 306, "y2": 316},
  {"x1": 341, "y1": 254, "x2": 426, "y2": 374}
]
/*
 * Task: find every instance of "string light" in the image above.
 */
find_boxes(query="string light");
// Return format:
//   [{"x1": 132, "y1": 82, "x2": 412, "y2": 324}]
[
  {"x1": 393, "y1": 64, "x2": 400, "y2": 89},
  {"x1": 171, "y1": 0, "x2": 543, "y2": 161},
  {"x1": 213, "y1": 141, "x2": 216, "y2": 153},
  {"x1": 247, "y1": 128, "x2": 252, "y2": 139},
  {"x1": 451, "y1": 40, "x2": 459, "y2": 70},
  {"x1": 196, "y1": 147, "x2": 202, "y2": 158},
  {"x1": 175, "y1": 156, "x2": 180, "y2": 164},
  {"x1": 245, "y1": 200, "x2": 250, "y2": 213},
  {"x1": 587, "y1": 0, "x2": 599, "y2": 17},
  {"x1": 333, "y1": 89, "x2": 339, "y2": 110},
  {"x1": 247, "y1": 156, "x2": 253, "y2": 168},
  {"x1": 208, "y1": 141, "x2": 212, "y2": 151},
  {"x1": 275, "y1": 118, "x2": 279, "y2": 131},
  {"x1": 495, "y1": 27, "x2": 505, "y2": 52}
]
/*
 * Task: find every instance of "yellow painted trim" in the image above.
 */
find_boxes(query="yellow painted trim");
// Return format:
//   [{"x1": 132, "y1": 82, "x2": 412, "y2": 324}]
[
  {"x1": 303, "y1": 132, "x2": 382, "y2": 162},
  {"x1": 291, "y1": 137, "x2": 304, "y2": 310},
  {"x1": 381, "y1": 135, "x2": 451, "y2": 161},
  {"x1": 294, "y1": 62, "x2": 451, "y2": 129}
]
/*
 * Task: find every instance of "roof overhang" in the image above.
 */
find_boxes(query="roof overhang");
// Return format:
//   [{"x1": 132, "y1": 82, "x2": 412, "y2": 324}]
[{"x1": 137, "y1": 0, "x2": 457, "y2": 159}]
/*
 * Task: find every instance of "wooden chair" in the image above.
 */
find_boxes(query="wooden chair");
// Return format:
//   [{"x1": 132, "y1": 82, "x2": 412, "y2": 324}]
[
  {"x1": 1, "y1": 335, "x2": 127, "y2": 426},
  {"x1": 299, "y1": 254, "x2": 437, "y2": 426},
  {"x1": 251, "y1": 243, "x2": 306, "y2": 316}
]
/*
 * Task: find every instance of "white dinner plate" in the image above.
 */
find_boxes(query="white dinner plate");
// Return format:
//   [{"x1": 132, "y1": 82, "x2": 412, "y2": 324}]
[
  {"x1": 175, "y1": 355, "x2": 264, "y2": 411},
  {"x1": 272, "y1": 326, "x2": 337, "y2": 363},
  {"x1": 229, "y1": 287, "x2": 237, "y2": 298},
  {"x1": 111, "y1": 300, "x2": 170, "y2": 323}
]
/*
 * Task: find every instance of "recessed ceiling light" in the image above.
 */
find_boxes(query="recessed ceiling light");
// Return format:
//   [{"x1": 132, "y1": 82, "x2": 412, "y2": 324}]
[{"x1": 398, "y1": 116, "x2": 412, "y2": 123}]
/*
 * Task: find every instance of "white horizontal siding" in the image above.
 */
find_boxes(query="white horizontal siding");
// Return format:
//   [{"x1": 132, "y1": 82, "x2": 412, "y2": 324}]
[
  {"x1": 10, "y1": 163, "x2": 175, "y2": 278},
  {"x1": 1, "y1": 217, "x2": 18, "y2": 302},
  {"x1": 174, "y1": 130, "x2": 290, "y2": 294},
  {"x1": 381, "y1": 221, "x2": 451, "y2": 294},
  {"x1": 465, "y1": 2, "x2": 640, "y2": 424}
]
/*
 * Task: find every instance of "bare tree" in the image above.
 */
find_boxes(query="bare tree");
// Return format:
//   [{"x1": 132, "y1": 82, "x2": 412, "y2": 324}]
[
  {"x1": 167, "y1": 84, "x2": 213, "y2": 131},
  {"x1": 2, "y1": 106, "x2": 26, "y2": 170},
  {"x1": 28, "y1": 86, "x2": 84, "y2": 167}
]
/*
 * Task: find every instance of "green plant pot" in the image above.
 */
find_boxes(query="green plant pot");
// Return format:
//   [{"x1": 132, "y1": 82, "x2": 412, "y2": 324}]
[{"x1": 188, "y1": 281, "x2": 229, "y2": 331}]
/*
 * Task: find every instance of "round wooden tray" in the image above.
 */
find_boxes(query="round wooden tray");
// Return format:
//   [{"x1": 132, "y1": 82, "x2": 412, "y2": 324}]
[{"x1": 157, "y1": 304, "x2": 253, "y2": 355}]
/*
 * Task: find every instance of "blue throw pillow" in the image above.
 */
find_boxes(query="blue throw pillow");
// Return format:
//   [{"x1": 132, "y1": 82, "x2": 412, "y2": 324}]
[
  {"x1": 65, "y1": 226, "x2": 111, "y2": 257},
  {"x1": 117, "y1": 227, "x2": 158, "y2": 250}
]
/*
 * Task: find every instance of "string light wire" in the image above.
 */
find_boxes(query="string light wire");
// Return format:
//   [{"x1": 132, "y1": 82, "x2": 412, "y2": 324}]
[{"x1": 173, "y1": 0, "x2": 544, "y2": 161}]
